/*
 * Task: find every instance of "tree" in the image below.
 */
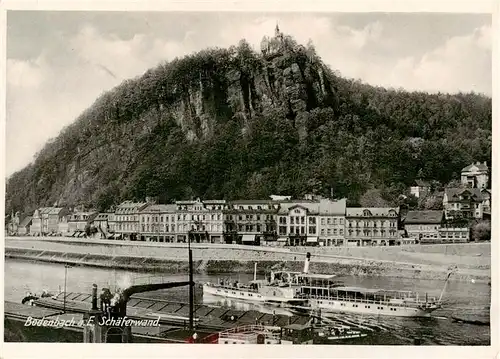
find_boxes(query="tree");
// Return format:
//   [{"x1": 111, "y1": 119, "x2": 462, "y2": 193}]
[
  {"x1": 359, "y1": 189, "x2": 390, "y2": 207},
  {"x1": 472, "y1": 221, "x2": 491, "y2": 242}
]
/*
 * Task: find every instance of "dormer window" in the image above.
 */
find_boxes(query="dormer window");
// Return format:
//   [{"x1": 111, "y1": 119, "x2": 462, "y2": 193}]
[
  {"x1": 363, "y1": 210, "x2": 371, "y2": 217},
  {"x1": 248, "y1": 206, "x2": 253, "y2": 210}
]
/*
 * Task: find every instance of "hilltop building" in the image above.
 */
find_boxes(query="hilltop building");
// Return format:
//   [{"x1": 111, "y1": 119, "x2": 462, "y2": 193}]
[{"x1": 461, "y1": 162, "x2": 489, "y2": 189}]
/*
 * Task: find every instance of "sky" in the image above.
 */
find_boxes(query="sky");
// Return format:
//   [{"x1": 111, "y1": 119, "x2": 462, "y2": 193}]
[{"x1": 5, "y1": 11, "x2": 492, "y2": 176}]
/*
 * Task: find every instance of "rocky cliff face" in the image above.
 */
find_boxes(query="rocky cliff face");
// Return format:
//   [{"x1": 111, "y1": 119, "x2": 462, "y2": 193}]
[
  {"x1": 6, "y1": 31, "x2": 491, "y2": 214},
  {"x1": 6, "y1": 31, "x2": 338, "y2": 212}
]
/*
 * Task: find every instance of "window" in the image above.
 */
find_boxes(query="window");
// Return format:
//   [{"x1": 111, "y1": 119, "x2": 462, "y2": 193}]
[
  {"x1": 321, "y1": 229, "x2": 325, "y2": 235},
  {"x1": 248, "y1": 206, "x2": 253, "y2": 210},
  {"x1": 279, "y1": 217, "x2": 287, "y2": 224},
  {"x1": 309, "y1": 217, "x2": 316, "y2": 225},
  {"x1": 290, "y1": 226, "x2": 294, "y2": 234},
  {"x1": 321, "y1": 218, "x2": 325, "y2": 225},
  {"x1": 294, "y1": 209, "x2": 300, "y2": 214},
  {"x1": 256, "y1": 215, "x2": 261, "y2": 221},
  {"x1": 333, "y1": 229, "x2": 337, "y2": 235},
  {"x1": 256, "y1": 224, "x2": 261, "y2": 232},
  {"x1": 340, "y1": 229, "x2": 343, "y2": 235},
  {"x1": 257, "y1": 206, "x2": 262, "y2": 210},
  {"x1": 300, "y1": 226, "x2": 305, "y2": 234},
  {"x1": 290, "y1": 217, "x2": 294, "y2": 224},
  {"x1": 327, "y1": 228, "x2": 331, "y2": 235},
  {"x1": 279, "y1": 226, "x2": 287, "y2": 235},
  {"x1": 308, "y1": 226, "x2": 316, "y2": 235},
  {"x1": 327, "y1": 218, "x2": 332, "y2": 225}
]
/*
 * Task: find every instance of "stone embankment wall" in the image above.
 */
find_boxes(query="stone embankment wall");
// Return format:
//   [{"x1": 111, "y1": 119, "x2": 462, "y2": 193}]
[{"x1": 5, "y1": 237, "x2": 491, "y2": 283}]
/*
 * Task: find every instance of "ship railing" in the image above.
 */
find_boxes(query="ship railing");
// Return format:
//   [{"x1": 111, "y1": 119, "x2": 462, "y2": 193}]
[
  {"x1": 218, "y1": 325, "x2": 280, "y2": 341},
  {"x1": 206, "y1": 282, "x2": 259, "y2": 293},
  {"x1": 306, "y1": 295, "x2": 439, "y2": 307}
]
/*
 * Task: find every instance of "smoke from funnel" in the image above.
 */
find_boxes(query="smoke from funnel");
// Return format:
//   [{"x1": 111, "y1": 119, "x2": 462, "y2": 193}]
[
  {"x1": 116, "y1": 274, "x2": 133, "y2": 291},
  {"x1": 303, "y1": 252, "x2": 311, "y2": 274}
]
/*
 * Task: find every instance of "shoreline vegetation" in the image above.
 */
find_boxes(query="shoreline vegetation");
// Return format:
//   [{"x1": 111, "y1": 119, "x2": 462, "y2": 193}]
[{"x1": 5, "y1": 237, "x2": 490, "y2": 283}]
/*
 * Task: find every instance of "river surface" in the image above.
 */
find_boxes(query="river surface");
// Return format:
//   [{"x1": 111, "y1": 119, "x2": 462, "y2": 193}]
[{"x1": 4, "y1": 258, "x2": 490, "y2": 345}]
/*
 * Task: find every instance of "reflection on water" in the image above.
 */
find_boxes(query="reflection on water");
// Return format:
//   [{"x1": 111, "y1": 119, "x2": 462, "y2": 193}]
[
  {"x1": 203, "y1": 295, "x2": 295, "y2": 317},
  {"x1": 4, "y1": 258, "x2": 490, "y2": 345}
]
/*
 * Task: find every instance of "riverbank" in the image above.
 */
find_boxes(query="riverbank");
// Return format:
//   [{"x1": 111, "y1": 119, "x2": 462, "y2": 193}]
[{"x1": 5, "y1": 237, "x2": 491, "y2": 283}]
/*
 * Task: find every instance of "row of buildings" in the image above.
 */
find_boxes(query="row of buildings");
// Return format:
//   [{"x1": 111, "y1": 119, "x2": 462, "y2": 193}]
[
  {"x1": 6, "y1": 162, "x2": 490, "y2": 247},
  {"x1": 5, "y1": 197, "x2": 475, "y2": 247}
]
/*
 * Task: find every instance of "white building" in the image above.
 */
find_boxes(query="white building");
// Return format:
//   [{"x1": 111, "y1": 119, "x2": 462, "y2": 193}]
[
  {"x1": 139, "y1": 204, "x2": 177, "y2": 242},
  {"x1": 175, "y1": 198, "x2": 226, "y2": 243}
]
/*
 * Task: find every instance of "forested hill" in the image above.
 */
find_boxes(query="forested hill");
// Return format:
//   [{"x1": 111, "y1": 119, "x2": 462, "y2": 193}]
[{"x1": 6, "y1": 32, "x2": 492, "y2": 214}]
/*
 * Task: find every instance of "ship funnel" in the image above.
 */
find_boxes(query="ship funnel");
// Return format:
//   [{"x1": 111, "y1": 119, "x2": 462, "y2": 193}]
[
  {"x1": 303, "y1": 252, "x2": 311, "y2": 274},
  {"x1": 91, "y1": 284, "x2": 98, "y2": 310}
]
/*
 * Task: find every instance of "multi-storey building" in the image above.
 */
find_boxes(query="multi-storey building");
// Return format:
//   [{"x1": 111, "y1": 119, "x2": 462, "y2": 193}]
[
  {"x1": 68, "y1": 211, "x2": 98, "y2": 236},
  {"x1": 18, "y1": 216, "x2": 32, "y2": 235},
  {"x1": 404, "y1": 210, "x2": 443, "y2": 243},
  {"x1": 31, "y1": 207, "x2": 70, "y2": 236},
  {"x1": 409, "y1": 180, "x2": 431, "y2": 199},
  {"x1": 276, "y1": 201, "x2": 321, "y2": 246},
  {"x1": 139, "y1": 204, "x2": 177, "y2": 242},
  {"x1": 434, "y1": 226, "x2": 470, "y2": 244},
  {"x1": 57, "y1": 215, "x2": 69, "y2": 236},
  {"x1": 443, "y1": 188, "x2": 484, "y2": 220},
  {"x1": 461, "y1": 161, "x2": 489, "y2": 189},
  {"x1": 175, "y1": 199, "x2": 226, "y2": 243},
  {"x1": 93, "y1": 213, "x2": 113, "y2": 238},
  {"x1": 114, "y1": 201, "x2": 149, "y2": 240},
  {"x1": 223, "y1": 200, "x2": 279, "y2": 245},
  {"x1": 318, "y1": 198, "x2": 347, "y2": 246},
  {"x1": 345, "y1": 207, "x2": 400, "y2": 247}
]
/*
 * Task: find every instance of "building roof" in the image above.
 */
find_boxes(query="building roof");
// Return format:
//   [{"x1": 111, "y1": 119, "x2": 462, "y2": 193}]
[
  {"x1": 414, "y1": 179, "x2": 431, "y2": 187},
  {"x1": 445, "y1": 188, "x2": 483, "y2": 201},
  {"x1": 404, "y1": 210, "x2": 443, "y2": 224},
  {"x1": 278, "y1": 202, "x2": 319, "y2": 215},
  {"x1": 346, "y1": 207, "x2": 399, "y2": 217},
  {"x1": 462, "y1": 162, "x2": 488, "y2": 172},
  {"x1": 228, "y1": 199, "x2": 274, "y2": 205},
  {"x1": 318, "y1": 198, "x2": 346, "y2": 215},
  {"x1": 19, "y1": 216, "x2": 33, "y2": 227},
  {"x1": 94, "y1": 213, "x2": 110, "y2": 220},
  {"x1": 140, "y1": 204, "x2": 177, "y2": 213}
]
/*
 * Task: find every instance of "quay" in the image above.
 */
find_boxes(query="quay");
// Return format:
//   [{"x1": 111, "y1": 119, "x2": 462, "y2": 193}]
[{"x1": 4, "y1": 301, "x2": 193, "y2": 343}]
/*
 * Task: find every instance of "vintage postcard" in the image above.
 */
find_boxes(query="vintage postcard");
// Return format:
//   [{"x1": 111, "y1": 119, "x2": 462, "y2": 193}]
[{"x1": 1, "y1": 0, "x2": 497, "y2": 358}]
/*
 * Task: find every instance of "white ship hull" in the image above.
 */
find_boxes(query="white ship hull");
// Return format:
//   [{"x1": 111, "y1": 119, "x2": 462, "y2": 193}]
[
  {"x1": 203, "y1": 284, "x2": 304, "y2": 304},
  {"x1": 309, "y1": 298, "x2": 437, "y2": 318}
]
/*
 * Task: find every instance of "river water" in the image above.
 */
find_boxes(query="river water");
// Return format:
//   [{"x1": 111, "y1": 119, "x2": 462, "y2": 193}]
[{"x1": 4, "y1": 258, "x2": 490, "y2": 345}]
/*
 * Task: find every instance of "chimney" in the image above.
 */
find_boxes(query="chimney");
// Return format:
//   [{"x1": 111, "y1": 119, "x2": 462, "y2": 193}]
[{"x1": 303, "y1": 252, "x2": 311, "y2": 274}]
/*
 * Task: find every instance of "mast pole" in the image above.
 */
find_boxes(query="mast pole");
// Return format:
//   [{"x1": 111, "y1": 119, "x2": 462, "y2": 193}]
[{"x1": 188, "y1": 230, "x2": 194, "y2": 332}]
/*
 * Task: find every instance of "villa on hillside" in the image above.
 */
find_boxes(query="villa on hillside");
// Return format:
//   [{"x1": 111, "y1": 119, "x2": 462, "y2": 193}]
[
  {"x1": 409, "y1": 180, "x2": 431, "y2": 199},
  {"x1": 461, "y1": 161, "x2": 489, "y2": 189},
  {"x1": 443, "y1": 188, "x2": 487, "y2": 220}
]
